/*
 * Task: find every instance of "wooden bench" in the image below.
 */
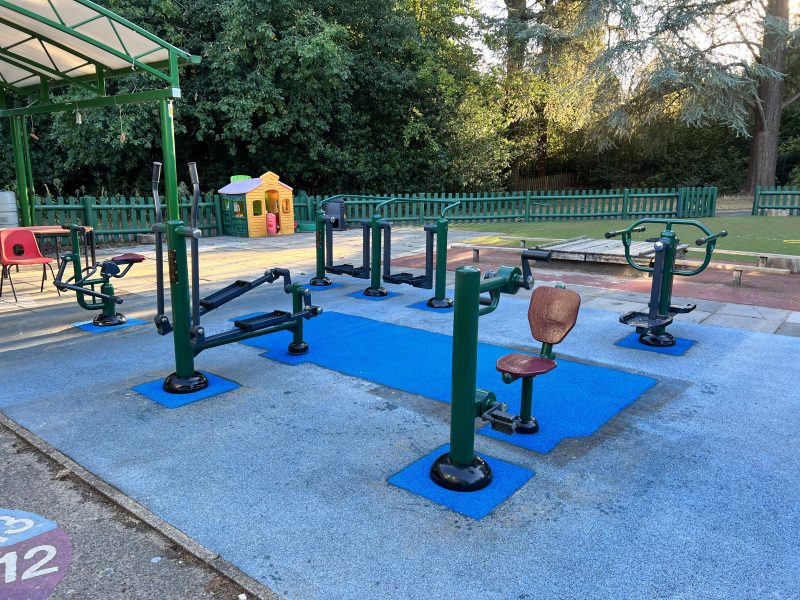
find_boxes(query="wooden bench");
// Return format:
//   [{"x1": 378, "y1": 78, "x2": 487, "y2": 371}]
[
  {"x1": 685, "y1": 247, "x2": 800, "y2": 272},
  {"x1": 451, "y1": 242, "x2": 791, "y2": 286}
]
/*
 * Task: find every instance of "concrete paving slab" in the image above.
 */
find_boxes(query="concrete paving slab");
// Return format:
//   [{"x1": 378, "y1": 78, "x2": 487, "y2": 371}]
[
  {"x1": 776, "y1": 322, "x2": 800, "y2": 337},
  {"x1": 786, "y1": 311, "x2": 800, "y2": 325},
  {"x1": 701, "y1": 313, "x2": 782, "y2": 333},
  {"x1": 581, "y1": 297, "x2": 647, "y2": 313},
  {"x1": 715, "y1": 303, "x2": 791, "y2": 321}
]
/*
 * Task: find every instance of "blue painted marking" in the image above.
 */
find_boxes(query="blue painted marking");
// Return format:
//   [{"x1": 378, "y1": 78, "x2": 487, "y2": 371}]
[
  {"x1": 307, "y1": 282, "x2": 344, "y2": 291},
  {"x1": 132, "y1": 372, "x2": 240, "y2": 408},
  {"x1": 244, "y1": 312, "x2": 657, "y2": 453},
  {"x1": 388, "y1": 444, "x2": 534, "y2": 520},
  {"x1": 348, "y1": 290, "x2": 401, "y2": 301},
  {"x1": 407, "y1": 299, "x2": 454, "y2": 313},
  {"x1": 0, "y1": 509, "x2": 57, "y2": 548},
  {"x1": 615, "y1": 332, "x2": 696, "y2": 356},
  {"x1": 72, "y1": 318, "x2": 146, "y2": 333}
]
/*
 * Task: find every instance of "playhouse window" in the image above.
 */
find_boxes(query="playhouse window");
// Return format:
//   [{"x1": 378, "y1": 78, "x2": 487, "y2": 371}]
[
  {"x1": 233, "y1": 202, "x2": 244, "y2": 217},
  {"x1": 253, "y1": 200, "x2": 263, "y2": 216}
]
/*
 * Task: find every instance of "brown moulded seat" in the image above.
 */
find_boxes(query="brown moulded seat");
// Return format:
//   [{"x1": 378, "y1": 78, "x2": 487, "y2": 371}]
[
  {"x1": 496, "y1": 354, "x2": 556, "y2": 378},
  {"x1": 111, "y1": 253, "x2": 146, "y2": 264}
]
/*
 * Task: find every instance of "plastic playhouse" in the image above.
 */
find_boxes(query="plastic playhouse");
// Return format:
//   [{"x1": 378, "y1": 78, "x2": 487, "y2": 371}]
[{"x1": 218, "y1": 171, "x2": 295, "y2": 237}]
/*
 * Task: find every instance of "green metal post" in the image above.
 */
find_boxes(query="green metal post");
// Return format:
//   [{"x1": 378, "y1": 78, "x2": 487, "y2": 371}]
[
  {"x1": 21, "y1": 117, "x2": 35, "y2": 224},
  {"x1": 657, "y1": 229, "x2": 677, "y2": 321},
  {"x1": 426, "y1": 217, "x2": 453, "y2": 308},
  {"x1": 364, "y1": 212, "x2": 387, "y2": 296},
  {"x1": 450, "y1": 267, "x2": 481, "y2": 466},
  {"x1": 310, "y1": 207, "x2": 331, "y2": 286},
  {"x1": 519, "y1": 378, "x2": 534, "y2": 424},
  {"x1": 159, "y1": 98, "x2": 201, "y2": 389},
  {"x1": 287, "y1": 283, "x2": 310, "y2": 355},
  {"x1": 10, "y1": 116, "x2": 32, "y2": 226}
]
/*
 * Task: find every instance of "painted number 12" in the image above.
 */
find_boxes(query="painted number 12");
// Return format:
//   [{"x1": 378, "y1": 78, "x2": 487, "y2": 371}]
[{"x1": 0, "y1": 546, "x2": 59, "y2": 584}]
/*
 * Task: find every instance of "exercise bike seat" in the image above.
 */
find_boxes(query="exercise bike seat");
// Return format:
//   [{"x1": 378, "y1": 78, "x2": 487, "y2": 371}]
[
  {"x1": 110, "y1": 253, "x2": 146, "y2": 264},
  {"x1": 496, "y1": 354, "x2": 556, "y2": 378}
]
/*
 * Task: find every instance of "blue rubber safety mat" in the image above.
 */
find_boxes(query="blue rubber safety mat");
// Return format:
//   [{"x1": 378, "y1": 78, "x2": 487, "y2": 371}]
[
  {"x1": 388, "y1": 444, "x2": 534, "y2": 520},
  {"x1": 615, "y1": 332, "x2": 695, "y2": 356},
  {"x1": 407, "y1": 299, "x2": 454, "y2": 313},
  {"x1": 306, "y1": 282, "x2": 344, "y2": 291},
  {"x1": 244, "y1": 312, "x2": 657, "y2": 453},
  {"x1": 132, "y1": 372, "x2": 240, "y2": 409},
  {"x1": 348, "y1": 290, "x2": 401, "y2": 301},
  {"x1": 72, "y1": 318, "x2": 146, "y2": 333}
]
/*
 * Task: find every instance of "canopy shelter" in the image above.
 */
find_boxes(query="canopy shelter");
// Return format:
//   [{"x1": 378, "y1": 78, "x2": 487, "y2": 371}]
[{"x1": 0, "y1": 0, "x2": 200, "y2": 225}]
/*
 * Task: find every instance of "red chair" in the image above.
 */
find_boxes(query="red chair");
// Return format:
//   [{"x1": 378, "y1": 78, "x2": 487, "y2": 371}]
[
  {"x1": 0, "y1": 229, "x2": 59, "y2": 302},
  {"x1": 496, "y1": 286, "x2": 581, "y2": 434}
]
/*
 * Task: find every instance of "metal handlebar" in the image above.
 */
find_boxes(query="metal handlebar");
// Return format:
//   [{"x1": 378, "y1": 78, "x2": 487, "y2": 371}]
[
  {"x1": 605, "y1": 226, "x2": 645, "y2": 239},
  {"x1": 187, "y1": 162, "x2": 200, "y2": 230},
  {"x1": 696, "y1": 231, "x2": 728, "y2": 246}
]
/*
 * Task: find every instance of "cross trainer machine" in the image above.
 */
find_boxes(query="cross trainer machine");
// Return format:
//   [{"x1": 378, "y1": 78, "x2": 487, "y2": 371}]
[
  {"x1": 151, "y1": 162, "x2": 322, "y2": 394},
  {"x1": 312, "y1": 196, "x2": 460, "y2": 307},
  {"x1": 53, "y1": 224, "x2": 145, "y2": 326},
  {"x1": 430, "y1": 249, "x2": 582, "y2": 492},
  {"x1": 605, "y1": 218, "x2": 727, "y2": 347}
]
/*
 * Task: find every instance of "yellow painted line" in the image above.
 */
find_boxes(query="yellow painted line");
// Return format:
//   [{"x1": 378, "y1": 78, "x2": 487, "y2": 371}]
[{"x1": 784, "y1": 240, "x2": 800, "y2": 244}]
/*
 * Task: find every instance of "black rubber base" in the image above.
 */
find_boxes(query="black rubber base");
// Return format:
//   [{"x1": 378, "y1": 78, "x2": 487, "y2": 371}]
[
  {"x1": 639, "y1": 332, "x2": 676, "y2": 347},
  {"x1": 309, "y1": 276, "x2": 332, "y2": 287},
  {"x1": 92, "y1": 313, "x2": 128, "y2": 327},
  {"x1": 426, "y1": 297, "x2": 454, "y2": 309},
  {"x1": 162, "y1": 371, "x2": 209, "y2": 394},
  {"x1": 288, "y1": 341, "x2": 309, "y2": 355},
  {"x1": 515, "y1": 418, "x2": 539, "y2": 434},
  {"x1": 363, "y1": 287, "x2": 388, "y2": 297},
  {"x1": 430, "y1": 453, "x2": 493, "y2": 492}
]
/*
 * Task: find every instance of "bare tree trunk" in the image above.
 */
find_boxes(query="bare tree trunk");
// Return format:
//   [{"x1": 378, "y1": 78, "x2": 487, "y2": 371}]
[{"x1": 745, "y1": 0, "x2": 789, "y2": 193}]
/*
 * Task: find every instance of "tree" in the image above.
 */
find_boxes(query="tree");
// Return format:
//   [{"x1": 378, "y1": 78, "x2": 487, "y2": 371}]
[{"x1": 577, "y1": 0, "x2": 799, "y2": 192}]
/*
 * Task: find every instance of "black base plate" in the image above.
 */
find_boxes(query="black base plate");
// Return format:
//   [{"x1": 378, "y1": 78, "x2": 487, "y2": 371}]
[
  {"x1": 515, "y1": 418, "x2": 539, "y2": 434},
  {"x1": 639, "y1": 332, "x2": 676, "y2": 347},
  {"x1": 426, "y1": 297, "x2": 454, "y2": 309},
  {"x1": 309, "y1": 276, "x2": 332, "y2": 287},
  {"x1": 92, "y1": 313, "x2": 128, "y2": 327},
  {"x1": 288, "y1": 341, "x2": 309, "y2": 355},
  {"x1": 363, "y1": 287, "x2": 388, "y2": 297},
  {"x1": 430, "y1": 453, "x2": 492, "y2": 492},
  {"x1": 162, "y1": 371, "x2": 210, "y2": 394}
]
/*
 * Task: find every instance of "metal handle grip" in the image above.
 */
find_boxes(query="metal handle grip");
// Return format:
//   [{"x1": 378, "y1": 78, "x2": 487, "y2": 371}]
[
  {"x1": 605, "y1": 225, "x2": 646, "y2": 239},
  {"x1": 152, "y1": 162, "x2": 162, "y2": 184},
  {"x1": 522, "y1": 249, "x2": 552, "y2": 262},
  {"x1": 187, "y1": 162, "x2": 199, "y2": 186},
  {"x1": 696, "y1": 231, "x2": 728, "y2": 246}
]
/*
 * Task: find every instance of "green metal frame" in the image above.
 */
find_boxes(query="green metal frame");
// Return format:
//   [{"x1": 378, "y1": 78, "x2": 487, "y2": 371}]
[
  {"x1": 1, "y1": 1, "x2": 200, "y2": 227},
  {"x1": 607, "y1": 218, "x2": 727, "y2": 343},
  {"x1": 313, "y1": 195, "x2": 460, "y2": 305}
]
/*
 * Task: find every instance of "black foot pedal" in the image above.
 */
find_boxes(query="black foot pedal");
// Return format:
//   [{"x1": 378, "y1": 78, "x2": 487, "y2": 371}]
[
  {"x1": 669, "y1": 304, "x2": 696, "y2": 315},
  {"x1": 234, "y1": 310, "x2": 291, "y2": 332}
]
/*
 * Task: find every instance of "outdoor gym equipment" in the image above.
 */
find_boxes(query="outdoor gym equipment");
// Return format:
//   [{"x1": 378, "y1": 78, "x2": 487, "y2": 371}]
[
  {"x1": 53, "y1": 224, "x2": 144, "y2": 326},
  {"x1": 430, "y1": 249, "x2": 577, "y2": 492},
  {"x1": 605, "y1": 218, "x2": 728, "y2": 347},
  {"x1": 151, "y1": 162, "x2": 322, "y2": 394},
  {"x1": 311, "y1": 196, "x2": 460, "y2": 308}
]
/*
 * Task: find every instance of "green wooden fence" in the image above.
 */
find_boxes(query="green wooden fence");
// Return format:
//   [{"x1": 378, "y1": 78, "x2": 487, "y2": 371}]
[
  {"x1": 33, "y1": 194, "x2": 223, "y2": 242},
  {"x1": 752, "y1": 186, "x2": 800, "y2": 215},
  {"x1": 294, "y1": 187, "x2": 717, "y2": 225}
]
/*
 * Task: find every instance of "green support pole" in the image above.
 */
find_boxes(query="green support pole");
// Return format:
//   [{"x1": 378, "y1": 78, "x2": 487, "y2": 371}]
[
  {"x1": 160, "y1": 98, "x2": 206, "y2": 393},
  {"x1": 21, "y1": 117, "x2": 35, "y2": 224},
  {"x1": 430, "y1": 266, "x2": 495, "y2": 492},
  {"x1": 10, "y1": 116, "x2": 32, "y2": 226},
  {"x1": 426, "y1": 217, "x2": 453, "y2": 308},
  {"x1": 364, "y1": 212, "x2": 387, "y2": 297},
  {"x1": 288, "y1": 283, "x2": 310, "y2": 355},
  {"x1": 310, "y1": 208, "x2": 331, "y2": 286},
  {"x1": 519, "y1": 377, "x2": 534, "y2": 424}
]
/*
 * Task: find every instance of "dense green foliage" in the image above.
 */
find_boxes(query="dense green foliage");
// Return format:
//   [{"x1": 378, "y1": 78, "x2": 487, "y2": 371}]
[{"x1": 0, "y1": 0, "x2": 797, "y2": 196}]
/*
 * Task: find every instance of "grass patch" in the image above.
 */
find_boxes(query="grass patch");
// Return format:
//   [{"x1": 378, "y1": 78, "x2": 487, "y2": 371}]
[{"x1": 455, "y1": 216, "x2": 800, "y2": 257}]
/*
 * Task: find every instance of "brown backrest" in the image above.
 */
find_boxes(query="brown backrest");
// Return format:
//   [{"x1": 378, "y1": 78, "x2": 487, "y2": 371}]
[{"x1": 528, "y1": 287, "x2": 581, "y2": 345}]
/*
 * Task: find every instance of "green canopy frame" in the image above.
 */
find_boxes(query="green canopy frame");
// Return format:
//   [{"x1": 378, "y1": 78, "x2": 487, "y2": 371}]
[{"x1": 0, "y1": 0, "x2": 200, "y2": 226}]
